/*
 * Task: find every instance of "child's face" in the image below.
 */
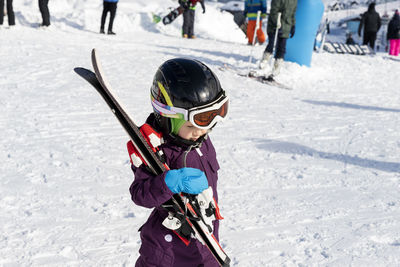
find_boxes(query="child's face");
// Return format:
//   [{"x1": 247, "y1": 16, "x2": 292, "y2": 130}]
[{"x1": 178, "y1": 121, "x2": 208, "y2": 141}]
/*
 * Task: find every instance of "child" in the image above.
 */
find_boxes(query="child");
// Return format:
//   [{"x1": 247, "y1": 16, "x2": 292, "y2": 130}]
[{"x1": 129, "y1": 58, "x2": 228, "y2": 266}]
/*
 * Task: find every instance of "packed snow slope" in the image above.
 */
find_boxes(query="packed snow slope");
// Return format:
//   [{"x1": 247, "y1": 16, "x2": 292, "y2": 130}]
[{"x1": 1, "y1": 0, "x2": 400, "y2": 266}]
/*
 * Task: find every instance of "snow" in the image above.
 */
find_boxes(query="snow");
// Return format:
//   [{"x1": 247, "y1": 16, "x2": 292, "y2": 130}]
[{"x1": 1, "y1": 0, "x2": 400, "y2": 265}]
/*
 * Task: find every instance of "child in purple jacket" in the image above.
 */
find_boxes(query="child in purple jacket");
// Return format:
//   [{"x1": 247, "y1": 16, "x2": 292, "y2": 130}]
[{"x1": 129, "y1": 58, "x2": 229, "y2": 266}]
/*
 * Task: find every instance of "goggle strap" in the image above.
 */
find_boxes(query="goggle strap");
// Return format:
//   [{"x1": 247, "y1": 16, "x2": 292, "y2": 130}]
[{"x1": 151, "y1": 97, "x2": 188, "y2": 120}]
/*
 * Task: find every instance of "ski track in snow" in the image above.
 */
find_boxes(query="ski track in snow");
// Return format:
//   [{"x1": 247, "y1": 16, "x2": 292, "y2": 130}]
[{"x1": 1, "y1": 0, "x2": 400, "y2": 266}]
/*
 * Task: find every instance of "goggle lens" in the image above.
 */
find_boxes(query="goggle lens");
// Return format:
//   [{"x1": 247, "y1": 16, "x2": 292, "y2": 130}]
[{"x1": 193, "y1": 100, "x2": 228, "y2": 127}]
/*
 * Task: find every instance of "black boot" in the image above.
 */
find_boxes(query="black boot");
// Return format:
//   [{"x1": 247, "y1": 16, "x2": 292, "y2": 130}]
[
  {"x1": 107, "y1": 30, "x2": 116, "y2": 35},
  {"x1": 100, "y1": 28, "x2": 105, "y2": 34}
]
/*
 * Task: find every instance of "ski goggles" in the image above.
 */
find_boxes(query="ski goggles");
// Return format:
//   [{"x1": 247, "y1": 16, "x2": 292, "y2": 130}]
[{"x1": 151, "y1": 93, "x2": 229, "y2": 130}]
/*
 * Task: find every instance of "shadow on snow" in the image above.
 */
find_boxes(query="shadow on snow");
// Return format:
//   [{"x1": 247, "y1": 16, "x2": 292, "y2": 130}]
[
  {"x1": 302, "y1": 100, "x2": 400, "y2": 113},
  {"x1": 254, "y1": 139, "x2": 400, "y2": 173}
]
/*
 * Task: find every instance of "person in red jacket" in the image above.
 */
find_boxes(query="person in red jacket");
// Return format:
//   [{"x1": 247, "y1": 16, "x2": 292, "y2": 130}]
[{"x1": 179, "y1": 0, "x2": 205, "y2": 38}]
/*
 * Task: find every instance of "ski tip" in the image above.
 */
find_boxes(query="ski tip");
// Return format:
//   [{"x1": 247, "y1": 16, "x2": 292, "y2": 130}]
[
  {"x1": 73, "y1": 67, "x2": 102, "y2": 89},
  {"x1": 74, "y1": 67, "x2": 93, "y2": 76},
  {"x1": 91, "y1": 48, "x2": 97, "y2": 61}
]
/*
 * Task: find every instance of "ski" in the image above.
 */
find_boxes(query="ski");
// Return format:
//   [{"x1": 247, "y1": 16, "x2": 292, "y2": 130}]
[
  {"x1": 244, "y1": 71, "x2": 292, "y2": 90},
  {"x1": 74, "y1": 49, "x2": 231, "y2": 267},
  {"x1": 219, "y1": 64, "x2": 292, "y2": 90}
]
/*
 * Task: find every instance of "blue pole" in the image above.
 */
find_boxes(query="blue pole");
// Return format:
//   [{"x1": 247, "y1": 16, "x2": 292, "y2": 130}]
[{"x1": 285, "y1": 0, "x2": 324, "y2": 67}]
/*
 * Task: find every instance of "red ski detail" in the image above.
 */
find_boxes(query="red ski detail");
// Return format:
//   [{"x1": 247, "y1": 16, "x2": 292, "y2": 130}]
[
  {"x1": 140, "y1": 124, "x2": 163, "y2": 153},
  {"x1": 212, "y1": 233, "x2": 225, "y2": 251},
  {"x1": 173, "y1": 230, "x2": 191, "y2": 246},
  {"x1": 127, "y1": 123, "x2": 167, "y2": 169},
  {"x1": 127, "y1": 140, "x2": 146, "y2": 167},
  {"x1": 213, "y1": 197, "x2": 224, "y2": 220}
]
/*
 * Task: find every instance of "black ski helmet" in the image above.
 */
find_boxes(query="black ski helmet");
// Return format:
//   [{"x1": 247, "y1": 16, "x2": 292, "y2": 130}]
[{"x1": 151, "y1": 58, "x2": 225, "y2": 134}]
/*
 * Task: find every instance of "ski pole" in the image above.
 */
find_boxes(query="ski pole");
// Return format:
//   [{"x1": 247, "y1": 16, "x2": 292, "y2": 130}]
[
  {"x1": 272, "y1": 12, "x2": 282, "y2": 58},
  {"x1": 319, "y1": 18, "x2": 328, "y2": 53},
  {"x1": 247, "y1": 10, "x2": 261, "y2": 74}
]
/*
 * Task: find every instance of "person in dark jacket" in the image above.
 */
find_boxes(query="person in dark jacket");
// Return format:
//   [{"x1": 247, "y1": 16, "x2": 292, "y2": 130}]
[
  {"x1": 358, "y1": 2, "x2": 381, "y2": 50},
  {"x1": 38, "y1": 0, "x2": 50, "y2": 27},
  {"x1": 259, "y1": 0, "x2": 297, "y2": 76},
  {"x1": 129, "y1": 58, "x2": 228, "y2": 266},
  {"x1": 179, "y1": 0, "x2": 205, "y2": 38},
  {"x1": 387, "y1": 10, "x2": 400, "y2": 56},
  {"x1": 0, "y1": 0, "x2": 15, "y2": 27},
  {"x1": 100, "y1": 0, "x2": 118, "y2": 34}
]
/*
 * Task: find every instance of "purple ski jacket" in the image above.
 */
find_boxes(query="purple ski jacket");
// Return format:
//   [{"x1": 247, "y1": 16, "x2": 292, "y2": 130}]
[{"x1": 129, "y1": 116, "x2": 221, "y2": 267}]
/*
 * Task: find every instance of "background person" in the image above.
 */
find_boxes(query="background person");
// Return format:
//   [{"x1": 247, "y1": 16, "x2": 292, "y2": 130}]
[
  {"x1": 179, "y1": 0, "x2": 205, "y2": 39},
  {"x1": 244, "y1": 0, "x2": 267, "y2": 45},
  {"x1": 358, "y1": 3, "x2": 381, "y2": 50},
  {"x1": 0, "y1": 0, "x2": 15, "y2": 27},
  {"x1": 387, "y1": 9, "x2": 400, "y2": 56},
  {"x1": 100, "y1": 0, "x2": 118, "y2": 35},
  {"x1": 259, "y1": 0, "x2": 297, "y2": 76},
  {"x1": 38, "y1": 0, "x2": 50, "y2": 27}
]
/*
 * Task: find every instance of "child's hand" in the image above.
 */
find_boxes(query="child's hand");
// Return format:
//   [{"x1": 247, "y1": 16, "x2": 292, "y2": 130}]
[{"x1": 165, "y1": 167, "x2": 208, "y2": 194}]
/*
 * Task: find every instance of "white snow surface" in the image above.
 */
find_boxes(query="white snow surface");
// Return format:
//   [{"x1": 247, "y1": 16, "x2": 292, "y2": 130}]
[{"x1": 1, "y1": 0, "x2": 400, "y2": 266}]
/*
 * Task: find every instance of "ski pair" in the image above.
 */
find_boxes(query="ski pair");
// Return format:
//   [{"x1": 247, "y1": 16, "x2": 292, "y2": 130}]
[{"x1": 74, "y1": 49, "x2": 230, "y2": 267}]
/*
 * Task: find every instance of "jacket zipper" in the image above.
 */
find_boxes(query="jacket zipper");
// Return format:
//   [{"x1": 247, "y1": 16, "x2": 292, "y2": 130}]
[{"x1": 183, "y1": 145, "x2": 193, "y2": 167}]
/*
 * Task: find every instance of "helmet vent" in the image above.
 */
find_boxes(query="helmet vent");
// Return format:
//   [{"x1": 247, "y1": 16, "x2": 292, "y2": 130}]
[{"x1": 166, "y1": 60, "x2": 190, "y2": 83}]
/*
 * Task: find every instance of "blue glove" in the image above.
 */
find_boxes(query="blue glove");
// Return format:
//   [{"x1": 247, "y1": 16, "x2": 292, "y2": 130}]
[{"x1": 165, "y1": 167, "x2": 208, "y2": 194}]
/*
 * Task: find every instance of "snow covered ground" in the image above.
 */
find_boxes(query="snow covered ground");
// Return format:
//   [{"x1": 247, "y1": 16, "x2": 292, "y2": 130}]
[{"x1": 1, "y1": 0, "x2": 400, "y2": 266}]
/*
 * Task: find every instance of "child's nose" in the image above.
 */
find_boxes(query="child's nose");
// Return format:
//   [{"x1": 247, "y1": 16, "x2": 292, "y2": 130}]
[{"x1": 194, "y1": 128, "x2": 206, "y2": 136}]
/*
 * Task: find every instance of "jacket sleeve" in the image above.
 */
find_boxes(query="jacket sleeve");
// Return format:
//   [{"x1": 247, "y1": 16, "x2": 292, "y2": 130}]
[
  {"x1": 129, "y1": 165, "x2": 174, "y2": 209},
  {"x1": 358, "y1": 14, "x2": 365, "y2": 35},
  {"x1": 291, "y1": 0, "x2": 297, "y2": 28}
]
